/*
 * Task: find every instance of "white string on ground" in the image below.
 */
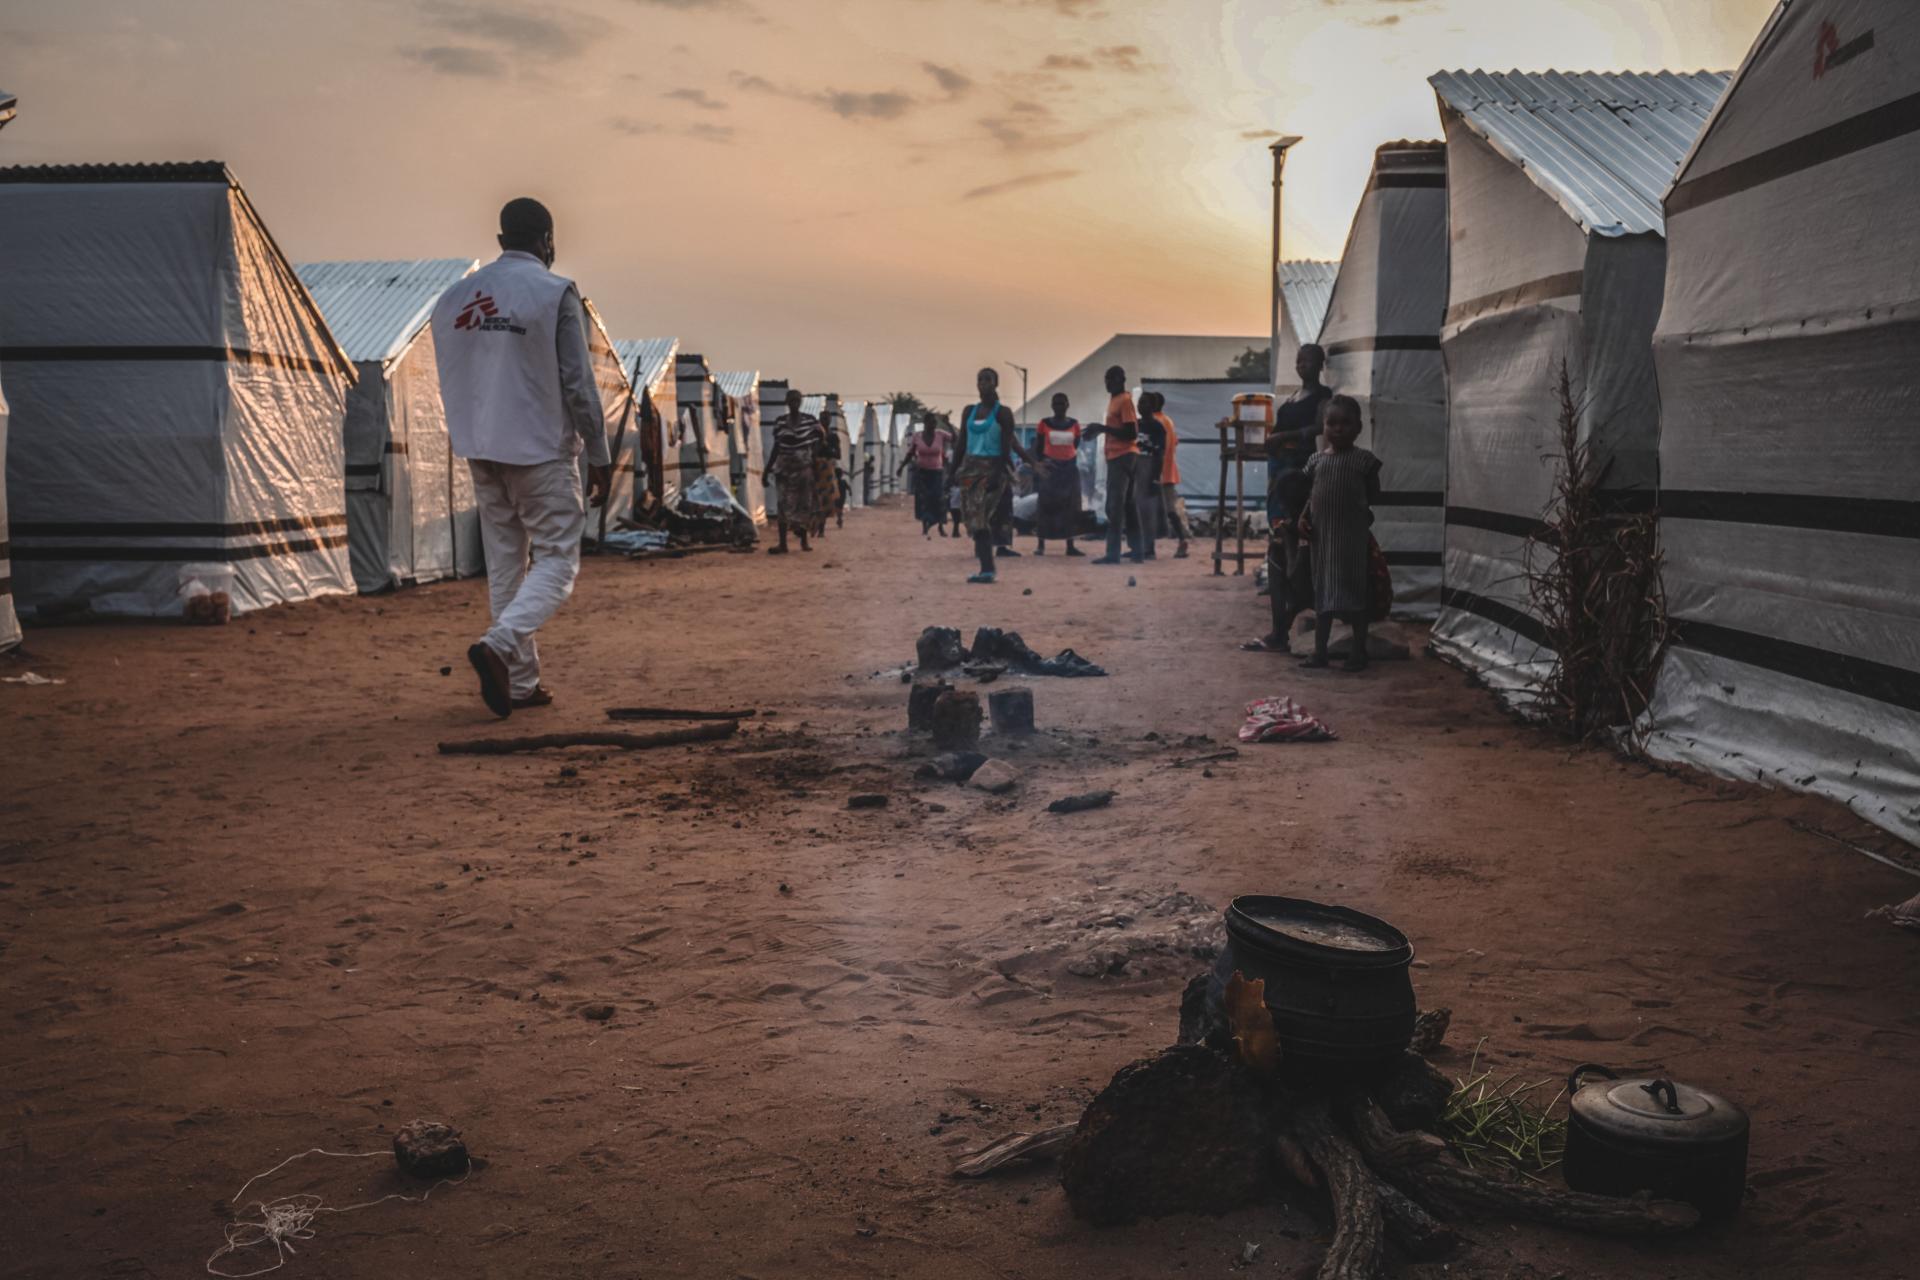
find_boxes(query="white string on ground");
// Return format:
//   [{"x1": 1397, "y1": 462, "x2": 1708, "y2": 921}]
[{"x1": 206, "y1": 1146, "x2": 470, "y2": 1277}]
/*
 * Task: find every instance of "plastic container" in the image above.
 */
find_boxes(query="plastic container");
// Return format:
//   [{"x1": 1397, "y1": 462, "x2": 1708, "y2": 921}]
[
  {"x1": 177, "y1": 563, "x2": 234, "y2": 625},
  {"x1": 1231, "y1": 393, "x2": 1275, "y2": 426}
]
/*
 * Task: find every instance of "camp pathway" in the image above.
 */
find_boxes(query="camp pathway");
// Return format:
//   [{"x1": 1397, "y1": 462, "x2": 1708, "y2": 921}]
[{"x1": 1, "y1": 499, "x2": 1916, "y2": 1280}]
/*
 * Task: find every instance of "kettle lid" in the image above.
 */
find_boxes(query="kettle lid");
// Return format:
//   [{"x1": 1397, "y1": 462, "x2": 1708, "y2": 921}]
[{"x1": 1569, "y1": 1065, "x2": 1748, "y2": 1146}]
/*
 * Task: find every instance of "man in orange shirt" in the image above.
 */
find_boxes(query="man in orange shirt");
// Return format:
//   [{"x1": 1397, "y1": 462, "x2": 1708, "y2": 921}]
[
  {"x1": 1141, "y1": 391, "x2": 1193, "y2": 559},
  {"x1": 1083, "y1": 365, "x2": 1145, "y2": 564}
]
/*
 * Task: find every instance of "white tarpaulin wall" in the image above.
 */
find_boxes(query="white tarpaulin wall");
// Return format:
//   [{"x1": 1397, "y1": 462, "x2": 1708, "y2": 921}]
[
  {"x1": 714, "y1": 371, "x2": 765, "y2": 524},
  {"x1": 1141, "y1": 378, "x2": 1266, "y2": 515},
  {"x1": 1427, "y1": 71, "x2": 1726, "y2": 699},
  {"x1": 671, "y1": 354, "x2": 730, "y2": 502},
  {"x1": 757, "y1": 378, "x2": 789, "y2": 518},
  {"x1": 297, "y1": 258, "x2": 482, "y2": 592},
  {"x1": 857, "y1": 402, "x2": 883, "y2": 504},
  {"x1": 0, "y1": 375, "x2": 18, "y2": 649},
  {"x1": 1643, "y1": 0, "x2": 1920, "y2": 843},
  {"x1": 0, "y1": 162, "x2": 353, "y2": 618},
  {"x1": 1319, "y1": 142, "x2": 1449, "y2": 617}
]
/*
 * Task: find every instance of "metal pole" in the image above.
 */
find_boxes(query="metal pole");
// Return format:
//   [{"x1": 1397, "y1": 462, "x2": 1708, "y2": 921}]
[
  {"x1": 1267, "y1": 136, "x2": 1303, "y2": 390},
  {"x1": 1006, "y1": 361, "x2": 1029, "y2": 420}
]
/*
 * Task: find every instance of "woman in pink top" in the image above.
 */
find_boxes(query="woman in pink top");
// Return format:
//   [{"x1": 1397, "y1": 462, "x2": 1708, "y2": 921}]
[{"x1": 895, "y1": 413, "x2": 954, "y2": 537}]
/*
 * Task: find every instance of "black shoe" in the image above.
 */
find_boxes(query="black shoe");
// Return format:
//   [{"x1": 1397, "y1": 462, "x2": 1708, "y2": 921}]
[
  {"x1": 998, "y1": 547, "x2": 1021, "y2": 557},
  {"x1": 1091, "y1": 555, "x2": 1121, "y2": 565},
  {"x1": 1065, "y1": 546, "x2": 1086, "y2": 557},
  {"x1": 466, "y1": 643, "x2": 513, "y2": 718}
]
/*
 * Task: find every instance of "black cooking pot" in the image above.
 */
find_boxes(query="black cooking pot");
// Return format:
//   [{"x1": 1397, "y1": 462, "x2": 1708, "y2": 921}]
[
  {"x1": 1217, "y1": 895, "x2": 1416, "y2": 1084},
  {"x1": 1564, "y1": 1064, "x2": 1749, "y2": 1219}
]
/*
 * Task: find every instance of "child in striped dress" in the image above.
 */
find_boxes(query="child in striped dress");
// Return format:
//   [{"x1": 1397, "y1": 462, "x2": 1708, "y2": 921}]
[{"x1": 1301, "y1": 395, "x2": 1382, "y2": 672}]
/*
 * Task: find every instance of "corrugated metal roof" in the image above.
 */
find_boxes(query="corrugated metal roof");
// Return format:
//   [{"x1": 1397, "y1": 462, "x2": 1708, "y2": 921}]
[
  {"x1": 714, "y1": 370, "x2": 758, "y2": 401},
  {"x1": 1282, "y1": 259, "x2": 1339, "y2": 343},
  {"x1": 614, "y1": 337, "x2": 678, "y2": 392},
  {"x1": 0, "y1": 90, "x2": 16, "y2": 130},
  {"x1": 295, "y1": 258, "x2": 478, "y2": 364},
  {"x1": 801, "y1": 394, "x2": 829, "y2": 417},
  {"x1": 0, "y1": 160, "x2": 233, "y2": 184},
  {"x1": 1430, "y1": 69, "x2": 1729, "y2": 237}
]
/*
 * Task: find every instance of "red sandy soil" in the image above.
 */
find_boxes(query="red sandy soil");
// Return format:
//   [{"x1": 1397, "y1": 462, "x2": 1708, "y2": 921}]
[{"x1": 3, "y1": 501, "x2": 1917, "y2": 1280}]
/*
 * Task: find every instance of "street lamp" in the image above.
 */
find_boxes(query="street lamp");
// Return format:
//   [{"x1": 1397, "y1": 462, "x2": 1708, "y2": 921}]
[
  {"x1": 1004, "y1": 361, "x2": 1029, "y2": 421},
  {"x1": 1267, "y1": 135, "x2": 1303, "y2": 391}
]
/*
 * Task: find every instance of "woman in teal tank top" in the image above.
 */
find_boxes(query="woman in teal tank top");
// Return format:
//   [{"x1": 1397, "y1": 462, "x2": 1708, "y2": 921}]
[{"x1": 953, "y1": 367, "x2": 1047, "y2": 584}]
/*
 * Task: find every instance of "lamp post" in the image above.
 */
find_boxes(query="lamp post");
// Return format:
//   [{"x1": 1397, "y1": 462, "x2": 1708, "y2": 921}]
[
  {"x1": 1267, "y1": 135, "x2": 1303, "y2": 391},
  {"x1": 1005, "y1": 361, "x2": 1029, "y2": 421}
]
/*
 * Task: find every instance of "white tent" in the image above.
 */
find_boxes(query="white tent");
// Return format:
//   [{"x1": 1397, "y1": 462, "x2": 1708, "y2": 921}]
[
  {"x1": 0, "y1": 89, "x2": 15, "y2": 132},
  {"x1": 714, "y1": 370, "x2": 766, "y2": 524},
  {"x1": 0, "y1": 162, "x2": 355, "y2": 618},
  {"x1": 1272, "y1": 260, "x2": 1340, "y2": 393},
  {"x1": 297, "y1": 258, "x2": 482, "y2": 592},
  {"x1": 1427, "y1": 70, "x2": 1727, "y2": 696},
  {"x1": 1642, "y1": 0, "x2": 1920, "y2": 843},
  {"x1": 579, "y1": 299, "x2": 638, "y2": 545},
  {"x1": 838, "y1": 399, "x2": 869, "y2": 509},
  {"x1": 1319, "y1": 142, "x2": 1449, "y2": 616},
  {"x1": 671, "y1": 352, "x2": 731, "y2": 499},
  {"x1": 1018, "y1": 333, "x2": 1264, "y2": 423},
  {"x1": 856, "y1": 401, "x2": 885, "y2": 505},
  {"x1": 874, "y1": 406, "x2": 899, "y2": 496},
  {"x1": 614, "y1": 337, "x2": 678, "y2": 511},
  {"x1": 757, "y1": 377, "x2": 789, "y2": 518}
]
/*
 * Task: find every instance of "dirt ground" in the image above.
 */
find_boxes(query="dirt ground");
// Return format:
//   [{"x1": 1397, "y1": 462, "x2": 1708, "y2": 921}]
[{"x1": 3, "y1": 500, "x2": 1917, "y2": 1280}]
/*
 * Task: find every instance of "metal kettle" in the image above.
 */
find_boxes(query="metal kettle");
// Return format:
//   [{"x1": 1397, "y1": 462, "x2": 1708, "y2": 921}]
[{"x1": 1563, "y1": 1064, "x2": 1749, "y2": 1219}]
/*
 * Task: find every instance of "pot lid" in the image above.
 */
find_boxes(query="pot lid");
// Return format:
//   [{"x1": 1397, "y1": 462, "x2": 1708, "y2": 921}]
[{"x1": 1570, "y1": 1070, "x2": 1748, "y2": 1146}]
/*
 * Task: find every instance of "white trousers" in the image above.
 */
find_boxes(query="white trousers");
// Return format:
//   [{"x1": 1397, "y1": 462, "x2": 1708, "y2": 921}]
[{"x1": 470, "y1": 458, "x2": 585, "y2": 698}]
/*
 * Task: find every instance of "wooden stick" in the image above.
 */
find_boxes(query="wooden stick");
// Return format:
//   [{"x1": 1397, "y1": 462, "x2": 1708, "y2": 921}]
[
  {"x1": 1349, "y1": 1098, "x2": 1698, "y2": 1237},
  {"x1": 951, "y1": 1123, "x2": 1078, "y2": 1178},
  {"x1": 438, "y1": 721, "x2": 737, "y2": 755},
  {"x1": 606, "y1": 706, "x2": 759, "y2": 722},
  {"x1": 1295, "y1": 1099, "x2": 1384, "y2": 1280},
  {"x1": 1375, "y1": 1179, "x2": 1463, "y2": 1261}
]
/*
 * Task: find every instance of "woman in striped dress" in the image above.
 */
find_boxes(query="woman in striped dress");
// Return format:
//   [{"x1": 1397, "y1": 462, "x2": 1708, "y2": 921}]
[
  {"x1": 764, "y1": 389, "x2": 823, "y2": 554},
  {"x1": 1301, "y1": 395, "x2": 1382, "y2": 671}
]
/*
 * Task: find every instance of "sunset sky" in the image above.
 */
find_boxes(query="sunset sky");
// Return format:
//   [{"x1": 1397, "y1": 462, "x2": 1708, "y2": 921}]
[{"x1": 2, "y1": 0, "x2": 1774, "y2": 410}]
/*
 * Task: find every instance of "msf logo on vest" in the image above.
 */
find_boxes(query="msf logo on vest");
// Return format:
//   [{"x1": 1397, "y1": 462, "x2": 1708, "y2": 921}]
[{"x1": 451, "y1": 291, "x2": 527, "y2": 335}]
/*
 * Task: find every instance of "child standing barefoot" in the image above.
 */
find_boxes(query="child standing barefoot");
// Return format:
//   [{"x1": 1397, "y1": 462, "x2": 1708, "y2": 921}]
[{"x1": 1300, "y1": 395, "x2": 1381, "y2": 672}]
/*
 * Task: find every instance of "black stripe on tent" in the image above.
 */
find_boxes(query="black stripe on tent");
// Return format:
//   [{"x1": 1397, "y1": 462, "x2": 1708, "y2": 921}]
[
  {"x1": 384, "y1": 441, "x2": 409, "y2": 455},
  {"x1": 1670, "y1": 618, "x2": 1920, "y2": 716},
  {"x1": 14, "y1": 533, "x2": 349, "y2": 564},
  {"x1": 13, "y1": 513, "x2": 348, "y2": 538},
  {"x1": 0, "y1": 345, "x2": 340, "y2": 376},
  {"x1": 1662, "y1": 490, "x2": 1920, "y2": 540},
  {"x1": 0, "y1": 576, "x2": 10, "y2": 599},
  {"x1": 1376, "y1": 490, "x2": 1443, "y2": 507},
  {"x1": 1668, "y1": 86, "x2": 1920, "y2": 216},
  {"x1": 1370, "y1": 172, "x2": 1446, "y2": 190},
  {"x1": 1323, "y1": 335, "x2": 1442, "y2": 357},
  {"x1": 1444, "y1": 270, "x2": 1584, "y2": 327},
  {"x1": 1439, "y1": 586, "x2": 1549, "y2": 648},
  {"x1": 1446, "y1": 505, "x2": 1548, "y2": 540},
  {"x1": 0, "y1": 539, "x2": 8, "y2": 559},
  {"x1": 1384, "y1": 551, "x2": 1442, "y2": 567},
  {"x1": 345, "y1": 464, "x2": 383, "y2": 478},
  {"x1": 1447, "y1": 491, "x2": 1655, "y2": 540}
]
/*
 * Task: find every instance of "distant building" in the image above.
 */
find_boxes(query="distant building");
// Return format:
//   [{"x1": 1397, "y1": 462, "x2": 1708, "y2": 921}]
[{"x1": 1017, "y1": 334, "x2": 1267, "y2": 424}]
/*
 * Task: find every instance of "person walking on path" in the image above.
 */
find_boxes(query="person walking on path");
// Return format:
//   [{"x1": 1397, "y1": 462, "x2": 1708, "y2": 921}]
[
  {"x1": 1266, "y1": 343, "x2": 1332, "y2": 526},
  {"x1": 1135, "y1": 390, "x2": 1171, "y2": 560},
  {"x1": 812, "y1": 402, "x2": 845, "y2": 538},
  {"x1": 954, "y1": 367, "x2": 1047, "y2": 584},
  {"x1": 1300, "y1": 395, "x2": 1382, "y2": 672},
  {"x1": 896, "y1": 412, "x2": 954, "y2": 537},
  {"x1": 765, "y1": 388, "x2": 825, "y2": 554},
  {"x1": 1147, "y1": 392, "x2": 1193, "y2": 559},
  {"x1": 432, "y1": 197, "x2": 610, "y2": 719},
  {"x1": 1084, "y1": 365, "x2": 1144, "y2": 564},
  {"x1": 1032, "y1": 392, "x2": 1084, "y2": 556}
]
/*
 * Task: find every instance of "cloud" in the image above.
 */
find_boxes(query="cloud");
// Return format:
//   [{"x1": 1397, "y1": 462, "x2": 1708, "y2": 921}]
[
  {"x1": 610, "y1": 116, "x2": 738, "y2": 143},
  {"x1": 1359, "y1": 13, "x2": 1402, "y2": 24},
  {"x1": 665, "y1": 87, "x2": 728, "y2": 110},
  {"x1": 1241, "y1": 128, "x2": 1283, "y2": 139},
  {"x1": 962, "y1": 169, "x2": 1081, "y2": 201},
  {"x1": 630, "y1": 0, "x2": 750, "y2": 8},
  {"x1": 819, "y1": 89, "x2": 916, "y2": 120},
  {"x1": 400, "y1": 44, "x2": 506, "y2": 77},
  {"x1": 1038, "y1": 45, "x2": 1148, "y2": 74},
  {"x1": 416, "y1": 1, "x2": 598, "y2": 61},
  {"x1": 923, "y1": 62, "x2": 972, "y2": 97}
]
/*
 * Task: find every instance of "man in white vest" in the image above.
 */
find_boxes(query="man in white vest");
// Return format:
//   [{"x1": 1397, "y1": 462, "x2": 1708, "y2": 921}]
[{"x1": 432, "y1": 197, "x2": 612, "y2": 718}]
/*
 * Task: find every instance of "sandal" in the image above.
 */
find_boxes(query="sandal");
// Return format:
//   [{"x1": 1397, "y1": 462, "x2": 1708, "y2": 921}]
[
  {"x1": 1240, "y1": 637, "x2": 1289, "y2": 653},
  {"x1": 1298, "y1": 655, "x2": 1331, "y2": 669},
  {"x1": 967, "y1": 571, "x2": 997, "y2": 584},
  {"x1": 512, "y1": 685, "x2": 555, "y2": 709}
]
